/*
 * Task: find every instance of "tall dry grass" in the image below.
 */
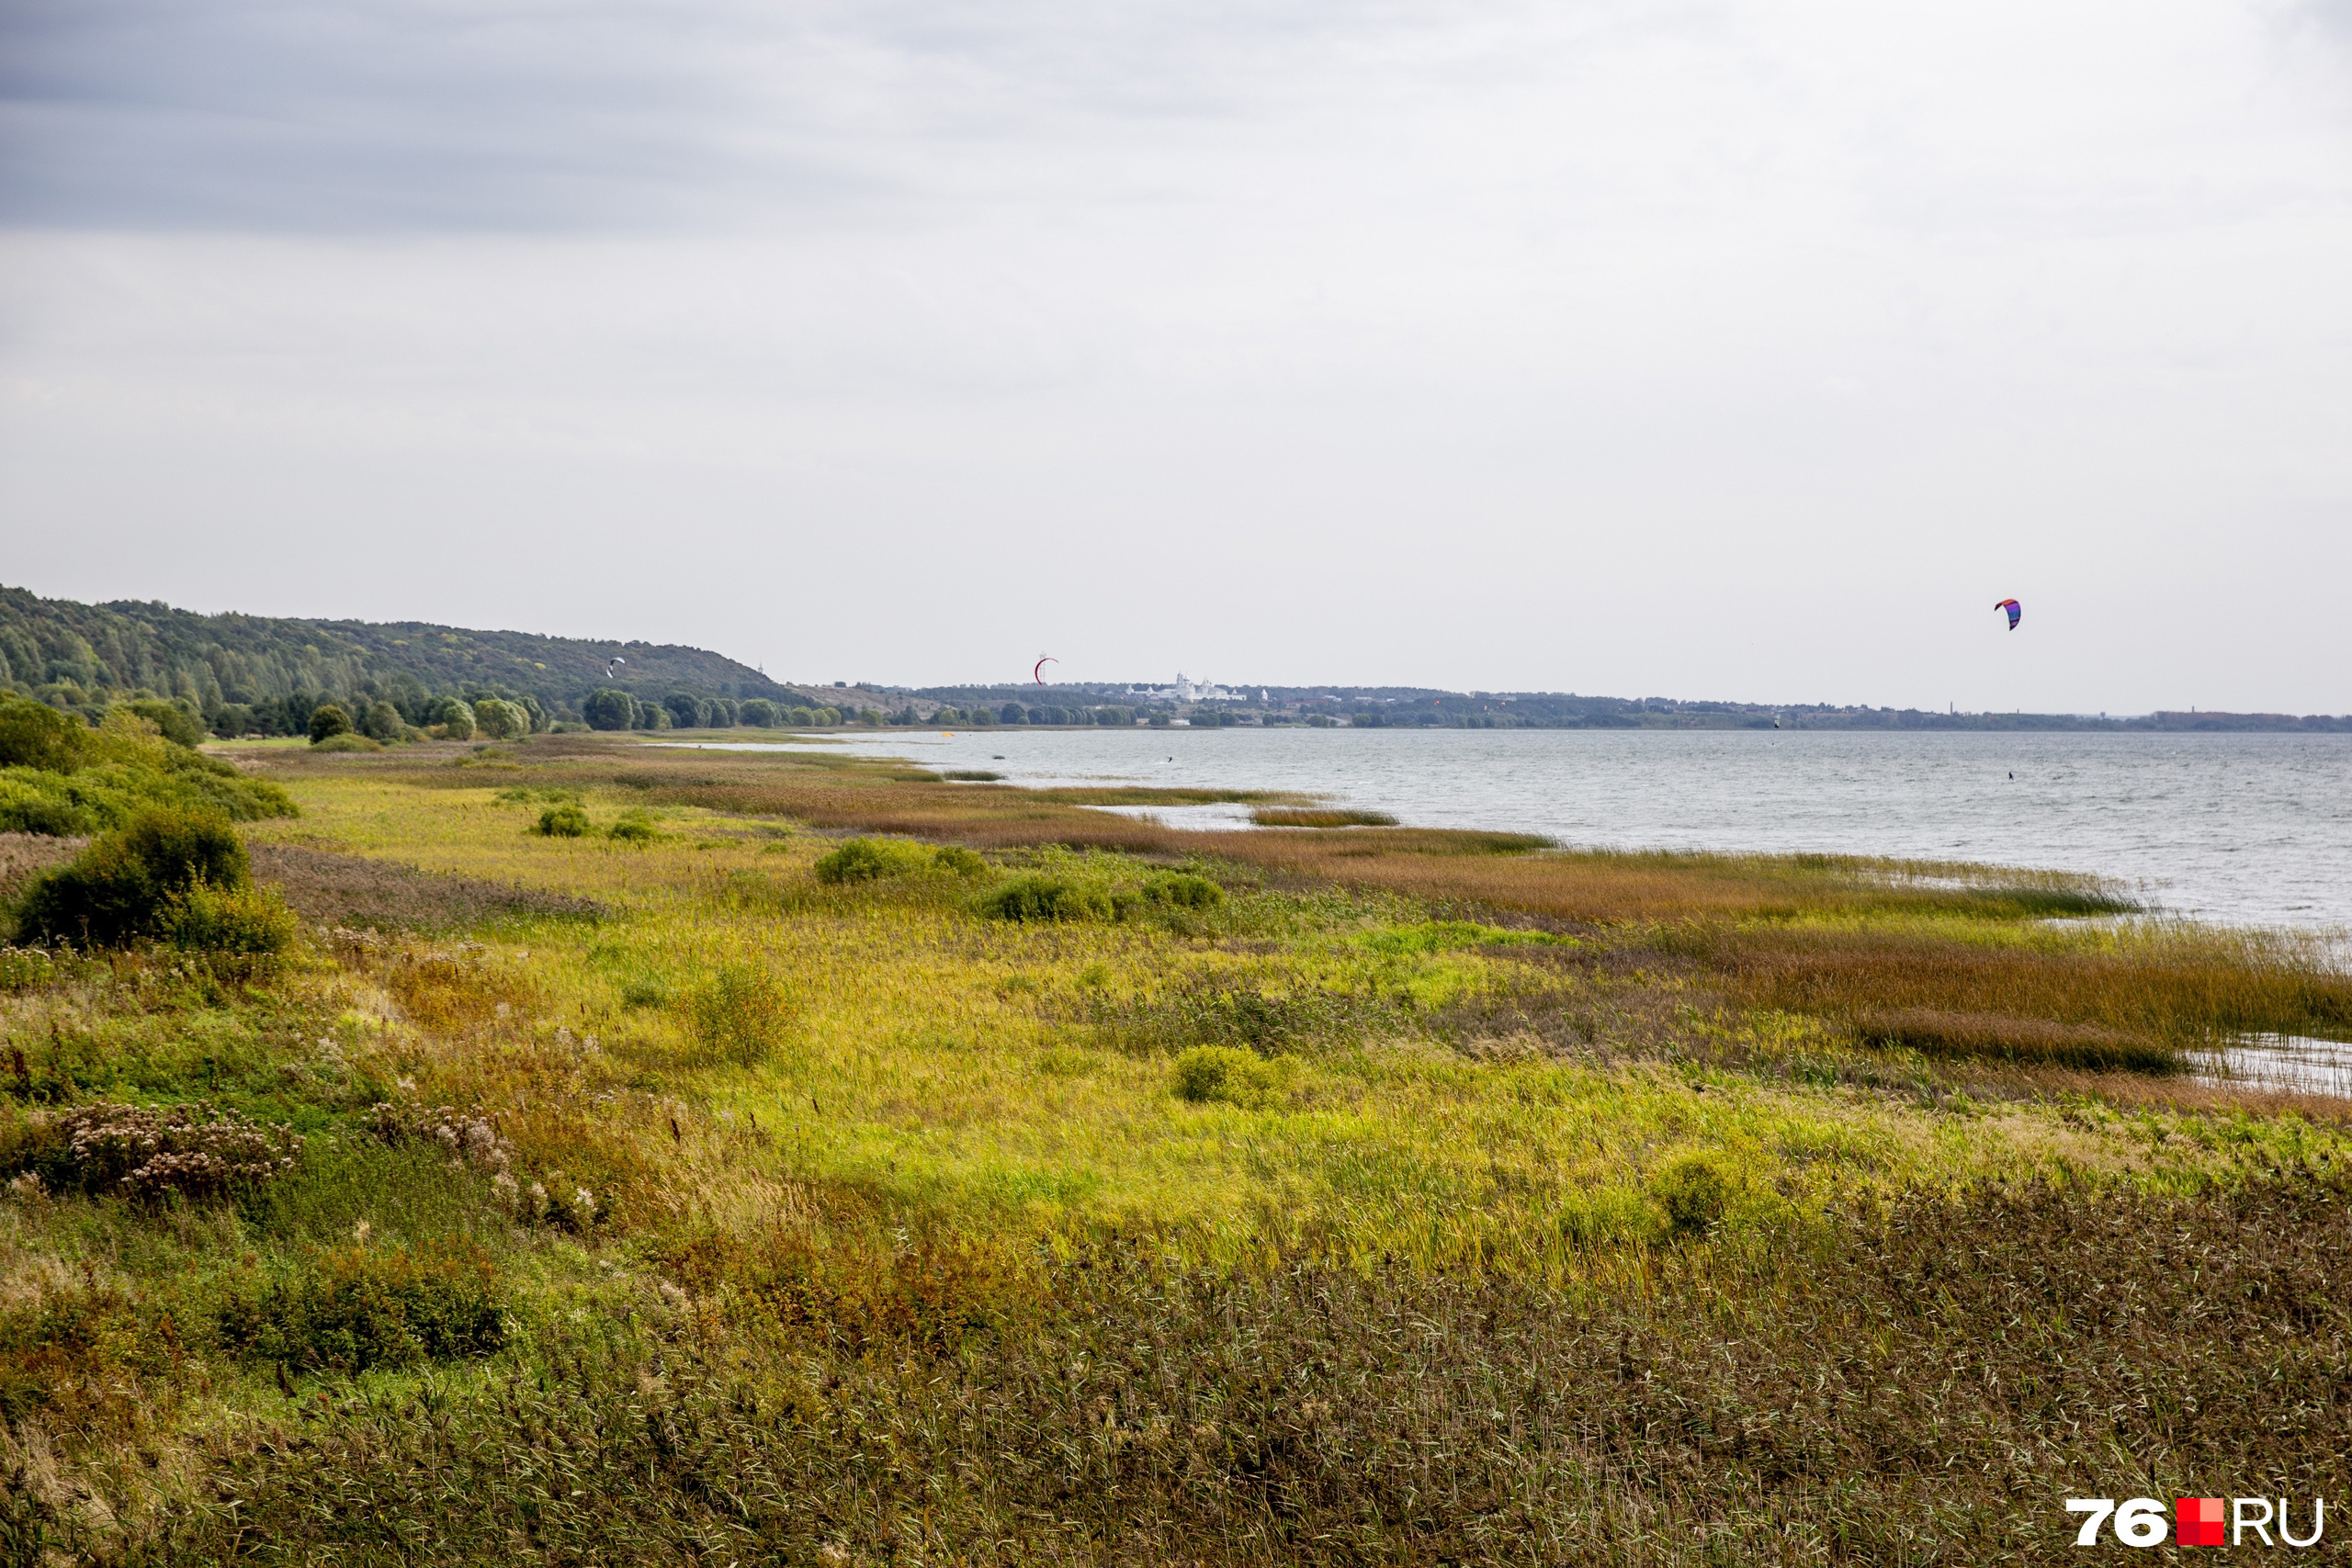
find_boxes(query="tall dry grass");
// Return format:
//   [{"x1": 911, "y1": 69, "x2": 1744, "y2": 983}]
[
  {"x1": 62, "y1": 1172, "x2": 2352, "y2": 1566},
  {"x1": 1705, "y1": 920, "x2": 2352, "y2": 1057}
]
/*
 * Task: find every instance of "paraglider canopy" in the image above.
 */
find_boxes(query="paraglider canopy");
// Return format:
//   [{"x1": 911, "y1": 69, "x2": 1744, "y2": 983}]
[
  {"x1": 1994, "y1": 599, "x2": 2020, "y2": 631},
  {"x1": 605, "y1": 656, "x2": 628, "y2": 678},
  {"x1": 1033, "y1": 656, "x2": 1057, "y2": 685}
]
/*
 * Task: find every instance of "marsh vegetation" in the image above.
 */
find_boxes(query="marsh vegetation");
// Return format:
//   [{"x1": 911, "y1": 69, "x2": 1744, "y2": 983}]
[{"x1": 0, "y1": 729, "x2": 2346, "y2": 1562}]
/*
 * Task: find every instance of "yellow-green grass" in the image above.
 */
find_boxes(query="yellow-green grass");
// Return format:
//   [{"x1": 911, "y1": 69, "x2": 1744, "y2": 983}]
[{"x1": 224, "y1": 757, "x2": 2349, "y2": 1280}]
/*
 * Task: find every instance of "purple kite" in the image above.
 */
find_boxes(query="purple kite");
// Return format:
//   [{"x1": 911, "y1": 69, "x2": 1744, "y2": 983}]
[{"x1": 1995, "y1": 598, "x2": 2020, "y2": 631}]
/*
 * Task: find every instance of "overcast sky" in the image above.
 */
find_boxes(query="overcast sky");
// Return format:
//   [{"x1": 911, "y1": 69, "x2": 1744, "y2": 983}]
[{"x1": 2, "y1": 0, "x2": 2348, "y2": 711}]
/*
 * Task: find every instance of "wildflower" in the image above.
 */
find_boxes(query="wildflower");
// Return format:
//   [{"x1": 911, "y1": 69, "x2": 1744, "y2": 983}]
[{"x1": 50, "y1": 1102, "x2": 302, "y2": 1199}]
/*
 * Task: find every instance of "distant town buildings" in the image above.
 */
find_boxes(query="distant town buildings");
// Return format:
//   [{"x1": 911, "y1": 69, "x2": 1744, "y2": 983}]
[{"x1": 1129, "y1": 673, "x2": 1240, "y2": 704}]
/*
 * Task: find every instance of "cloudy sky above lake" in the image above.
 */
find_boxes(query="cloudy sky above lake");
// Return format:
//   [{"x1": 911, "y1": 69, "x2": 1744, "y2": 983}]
[{"x1": 2, "y1": 0, "x2": 2348, "y2": 711}]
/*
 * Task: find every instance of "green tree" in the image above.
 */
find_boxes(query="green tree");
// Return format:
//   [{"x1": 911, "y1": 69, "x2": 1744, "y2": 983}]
[
  {"x1": 582, "y1": 689, "x2": 634, "y2": 731},
  {"x1": 361, "y1": 701, "x2": 405, "y2": 741},
  {"x1": 474, "y1": 698, "x2": 527, "y2": 739},
  {"x1": 308, "y1": 704, "x2": 353, "y2": 743},
  {"x1": 121, "y1": 699, "x2": 203, "y2": 748},
  {"x1": 437, "y1": 698, "x2": 477, "y2": 740}
]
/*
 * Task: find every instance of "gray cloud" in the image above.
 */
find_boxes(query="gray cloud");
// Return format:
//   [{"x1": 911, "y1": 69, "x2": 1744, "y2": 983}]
[
  {"x1": 1, "y1": 0, "x2": 2348, "y2": 710},
  {"x1": 0, "y1": 0, "x2": 867, "y2": 227},
  {"x1": 0, "y1": 0, "x2": 1476, "y2": 229}
]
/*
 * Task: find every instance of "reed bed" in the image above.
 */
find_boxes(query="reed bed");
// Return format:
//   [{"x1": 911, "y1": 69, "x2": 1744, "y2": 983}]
[{"x1": 1706, "y1": 919, "x2": 2352, "y2": 1051}]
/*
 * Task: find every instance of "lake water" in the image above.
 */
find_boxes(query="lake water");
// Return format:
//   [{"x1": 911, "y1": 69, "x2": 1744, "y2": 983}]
[{"x1": 678, "y1": 728, "x2": 2352, "y2": 931}]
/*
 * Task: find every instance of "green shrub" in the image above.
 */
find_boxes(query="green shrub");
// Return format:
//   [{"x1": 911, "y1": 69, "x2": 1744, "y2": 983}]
[
  {"x1": 0, "y1": 744, "x2": 296, "y2": 837},
  {"x1": 16, "y1": 807, "x2": 250, "y2": 947},
  {"x1": 0, "y1": 698, "x2": 88, "y2": 772},
  {"x1": 360, "y1": 702, "x2": 405, "y2": 742},
  {"x1": 608, "y1": 810, "x2": 658, "y2": 843},
  {"x1": 1171, "y1": 1045, "x2": 1279, "y2": 1108},
  {"x1": 1144, "y1": 872, "x2": 1225, "y2": 909},
  {"x1": 933, "y1": 845, "x2": 988, "y2": 877},
  {"x1": 1650, "y1": 1152, "x2": 1736, "y2": 1235},
  {"x1": 943, "y1": 770, "x2": 1003, "y2": 782},
  {"x1": 436, "y1": 698, "x2": 476, "y2": 740},
  {"x1": 684, "y1": 964, "x2": 792, "y2": 1066},
  {"x1": 307, "y1": 704, "x2": 353, "y2": 743},
  {"x1": 310, "y1": 732, "x2": 380, "y2": 753},
  {"x1": 0, "y1": 777, "x2": 88, "y2": 835},
  {"x1": 117, "y1": 700, "x2": 204, "y2": 749},
  {"x1": 814, "y1": 837, "x2": 937, "y2": 884},
  {"x1": 216, "y1": 1242, "x2": 507, "y2": 1374},
  {"x1": 163, "y1": 880, "x2": 300, "y2": 957},
  {"x1": 978, "y1": 874, "x2": 1113, "y2": 923},
  {"x1": 534, "y1": 804, "x2": 591, "y2": 838}
]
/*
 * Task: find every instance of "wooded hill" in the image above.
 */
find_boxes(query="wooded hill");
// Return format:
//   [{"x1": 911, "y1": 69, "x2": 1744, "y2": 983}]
[{"x1": 0, "y1": 585, "x2": 795, "y2": 732}]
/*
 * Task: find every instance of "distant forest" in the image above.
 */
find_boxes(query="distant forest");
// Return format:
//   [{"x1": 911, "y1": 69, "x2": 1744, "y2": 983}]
[
  {"x1": 0, "y1": 585, "x2": 820, "y2": 738},
  {"x1": 917, "y1": 682, "x2": 2352, "y2": 733},
  {"x1": 4, "y1": 584, "x2": 2345, "y2": 736}
]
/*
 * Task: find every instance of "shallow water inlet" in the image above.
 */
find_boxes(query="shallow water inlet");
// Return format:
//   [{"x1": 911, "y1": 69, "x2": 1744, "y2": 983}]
[{"x1": 2197, "y1": 1033, "x2": 2352, "y2": 1098}]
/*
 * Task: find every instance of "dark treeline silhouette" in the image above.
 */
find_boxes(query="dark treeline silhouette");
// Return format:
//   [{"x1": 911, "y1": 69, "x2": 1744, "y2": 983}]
[{"x1": 0, "y1": 584, "x2": 799, "y2": 738}]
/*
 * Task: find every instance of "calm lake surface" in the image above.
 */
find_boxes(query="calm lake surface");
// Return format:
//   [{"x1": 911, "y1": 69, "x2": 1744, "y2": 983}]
[{"x1": 684, "y1": 728, "x2": 2352, "y2": 931}]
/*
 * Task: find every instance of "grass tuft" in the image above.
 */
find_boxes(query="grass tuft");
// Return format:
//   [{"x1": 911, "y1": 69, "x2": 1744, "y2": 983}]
[{"x1": 1251, "y1": 806, "x2": 1400, "y2": 827}]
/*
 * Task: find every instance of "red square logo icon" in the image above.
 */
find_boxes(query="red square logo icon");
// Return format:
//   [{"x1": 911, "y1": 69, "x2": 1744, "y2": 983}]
[{"x1": 2177, "y1": 1497, "x2": 2225, "y2": 1547}]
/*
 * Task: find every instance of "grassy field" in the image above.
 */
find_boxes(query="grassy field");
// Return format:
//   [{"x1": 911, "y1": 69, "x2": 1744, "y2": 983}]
[{"x1": 4, "y1": 730, "x2": 2349, "y2": 1563}]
